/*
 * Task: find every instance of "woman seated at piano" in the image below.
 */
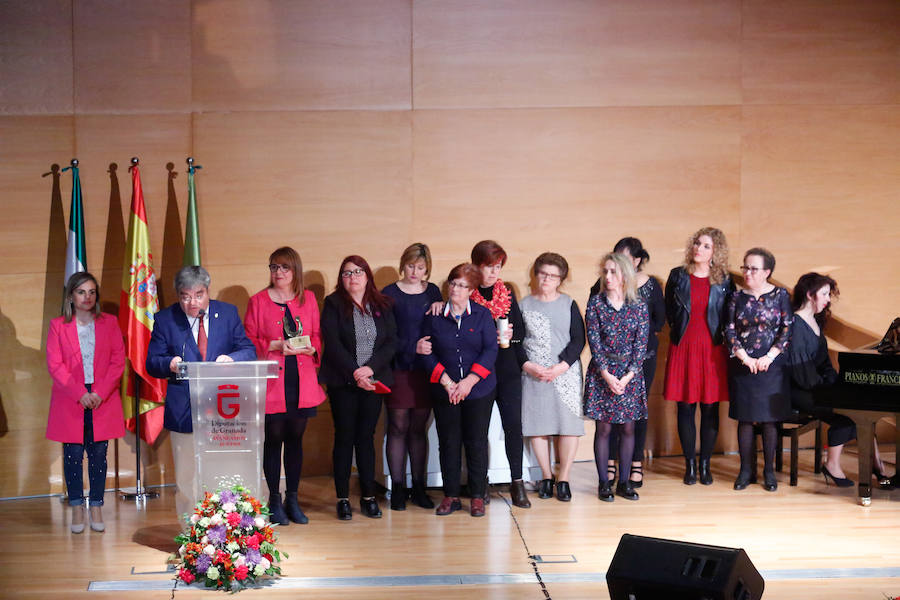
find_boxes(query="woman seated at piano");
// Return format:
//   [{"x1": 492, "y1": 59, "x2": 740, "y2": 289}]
[{"x1": 788, "y1": 272, "x2": 892, "y2": 488}]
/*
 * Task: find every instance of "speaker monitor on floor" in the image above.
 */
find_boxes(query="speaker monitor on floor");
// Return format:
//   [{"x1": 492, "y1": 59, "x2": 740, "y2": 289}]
[{"x1": 606, "y1": 534, "x2": 764, "y2": 600}]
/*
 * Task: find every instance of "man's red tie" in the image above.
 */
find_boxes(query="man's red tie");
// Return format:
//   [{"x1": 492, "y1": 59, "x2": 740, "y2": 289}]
[{"x1": 198, "y1": 316, "x2": 208, "y2": 360}]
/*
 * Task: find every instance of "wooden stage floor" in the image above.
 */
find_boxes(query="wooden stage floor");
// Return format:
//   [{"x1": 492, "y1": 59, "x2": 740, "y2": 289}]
[{"x1": 2, "y1": 451, "x2": 898, "y2": 599}]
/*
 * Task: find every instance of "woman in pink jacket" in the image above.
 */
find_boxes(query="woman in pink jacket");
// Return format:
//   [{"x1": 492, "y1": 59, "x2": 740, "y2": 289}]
[
  {"x1": 244, "y1": 247, "x2": 325, "y2": 525},
  {"x1": 46, "y1": 272, "x2": 125, "y2": 533}
]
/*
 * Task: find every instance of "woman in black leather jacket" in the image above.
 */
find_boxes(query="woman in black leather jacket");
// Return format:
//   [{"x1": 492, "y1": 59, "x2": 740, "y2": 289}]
[{"x1": 662, "y1": 227, "x2": 734, "y2": 486}]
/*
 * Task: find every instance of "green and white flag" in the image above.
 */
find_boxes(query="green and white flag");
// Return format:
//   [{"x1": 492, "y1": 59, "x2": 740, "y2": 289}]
[
  {"x1": 62, "y1": 162, "x2": 87, "y2": 285},
  {"x1": 183, "y1": 159, "x2": 202, "y2": 266}
]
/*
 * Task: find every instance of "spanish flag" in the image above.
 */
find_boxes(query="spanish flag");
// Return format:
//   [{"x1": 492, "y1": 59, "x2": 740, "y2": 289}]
[{"x1": 118, "y1": 163, "x2": 166, "y2": 444}]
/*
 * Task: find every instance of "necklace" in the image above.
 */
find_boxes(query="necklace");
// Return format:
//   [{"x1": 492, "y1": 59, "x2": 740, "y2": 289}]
[{"x1": 471, "y1": 280, "x2": 511, "y2": 319}]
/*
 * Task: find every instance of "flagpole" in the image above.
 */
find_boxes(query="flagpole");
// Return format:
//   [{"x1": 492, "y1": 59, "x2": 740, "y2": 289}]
[{"x1": 120, "y1": 370, "x2": 158, "y2": 502}]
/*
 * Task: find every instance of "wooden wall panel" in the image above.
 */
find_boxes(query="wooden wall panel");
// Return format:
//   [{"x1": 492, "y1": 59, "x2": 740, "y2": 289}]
[
  {"x1": 743, "y1": 0, "x2": 900, "y2": 105},
  {"x1": 73, "y1": 0, "x2": 192, "y2": 114},
  {"x1": 741, "y1": 106, "x2": 900, "y2": 334},
  {"x1": 193, "y1": 110, "x2": 413, "y2": 277},
  {"x1": 413, "y1": 0, "x2": 742, "y2": 109},
  {"x1": 0, "y1": 0, "x2": 74, "y2": 115},
  {"x1": 0, "y1": 117, "x2": 75, "y2": 275},
  {"x1": 193, "y1": 0, "x2": 412, "y2": 111}
]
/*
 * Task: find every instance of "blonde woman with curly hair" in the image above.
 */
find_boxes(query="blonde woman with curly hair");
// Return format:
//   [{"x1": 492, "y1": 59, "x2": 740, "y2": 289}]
[{"x1": 663, "y1": 227, "x2": 735, "y2": 486}]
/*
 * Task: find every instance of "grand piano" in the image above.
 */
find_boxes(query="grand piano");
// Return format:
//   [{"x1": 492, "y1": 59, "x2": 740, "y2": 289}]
[{"x1": 816, "y1": 349, "x2": 900, "y2": 506}]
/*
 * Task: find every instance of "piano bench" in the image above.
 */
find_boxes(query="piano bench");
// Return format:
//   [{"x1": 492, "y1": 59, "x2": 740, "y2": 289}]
[{"x1": 753, "y1": 416, "x2": 823, "y2": 486}]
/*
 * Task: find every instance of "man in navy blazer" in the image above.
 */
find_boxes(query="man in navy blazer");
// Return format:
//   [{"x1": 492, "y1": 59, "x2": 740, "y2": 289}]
[{"x1": 146, "y1": 266, "x2": 256, "y2": 519}]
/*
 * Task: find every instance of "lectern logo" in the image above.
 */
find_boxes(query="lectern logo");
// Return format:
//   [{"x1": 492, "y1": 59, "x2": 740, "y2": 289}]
[{"x1": 217, "y1": 384, "x2": 240, "y2": 419}]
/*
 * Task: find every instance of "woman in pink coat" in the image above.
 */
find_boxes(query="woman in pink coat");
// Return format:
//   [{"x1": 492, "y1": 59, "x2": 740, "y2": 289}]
[
  {"x1": 244, "y1": 247, "x2": 325, "y2": 525},
  {"x1": 46, "y1": 272, "x2": 126, "y2": 533}
]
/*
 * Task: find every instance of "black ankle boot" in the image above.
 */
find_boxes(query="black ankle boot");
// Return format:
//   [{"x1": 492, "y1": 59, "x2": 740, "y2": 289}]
[
  {"x1": 268, "y1": 492, "x2": 289, "y2": 526},
  {"x1": 699, "y1": 457, "x2": 713, "y2": 485},
  {"x1": 683, "y1": 458, "x2": 697, "y2": 485},
  {"x1": 284, "y1": 492, "x2": 309, "y2": 524},
  {"x1": 410, "y1": 480, "x2": 434, "y2": 509},
  {"x1": 390, "y1": 483, "x2": 407, "y2": 511}
]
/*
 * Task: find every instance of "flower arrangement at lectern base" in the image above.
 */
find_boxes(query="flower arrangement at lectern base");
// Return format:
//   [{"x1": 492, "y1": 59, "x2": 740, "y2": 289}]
[{"x1": 172, "y1": 482, "x2": 287, "y2": 591}]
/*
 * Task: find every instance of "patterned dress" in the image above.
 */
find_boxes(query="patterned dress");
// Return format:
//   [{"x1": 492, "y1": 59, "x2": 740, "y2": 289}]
[
  {"x1": 583, "y1": 293, "x2": 650, "y2": 423},
  {"x1": 725, "y1": 287, "x2": 793, "y2": 422},
  {"x1": 520, "y1": 294, "x2": 585, "y2": 436}
]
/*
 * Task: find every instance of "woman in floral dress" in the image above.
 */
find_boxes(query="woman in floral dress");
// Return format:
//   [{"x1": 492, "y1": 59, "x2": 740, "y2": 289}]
[
  {"x1": 584, "y1": 253, "x2": 649, "y2": 502},
  {"x1": 726, "y1": 247, "x2": 793, "y2": 492}
]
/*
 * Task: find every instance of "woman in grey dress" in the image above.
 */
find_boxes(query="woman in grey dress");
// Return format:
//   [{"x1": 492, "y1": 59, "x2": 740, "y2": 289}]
[{"x1": 520, "y1": 253, "x2": 586, "y2": 502}]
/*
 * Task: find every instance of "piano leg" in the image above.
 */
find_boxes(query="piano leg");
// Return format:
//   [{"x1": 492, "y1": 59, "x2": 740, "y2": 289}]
[{"x1": 835, "y1": 409, "x2": 877, "y2": 506}]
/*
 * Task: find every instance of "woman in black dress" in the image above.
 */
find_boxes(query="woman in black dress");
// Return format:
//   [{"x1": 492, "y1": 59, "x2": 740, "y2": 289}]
[
  {"x1": 381, "y1": 243, "x2": 443, "y2": 510},
  {"x1": 789, "y1": 272, "x2": 892, "y2": 488},
  {"x1": 726, "y1": 248, "x2": 792, "y2": 492},
  {"x1": 592, "y1": 237, "x2": 665, "y2": 489}
]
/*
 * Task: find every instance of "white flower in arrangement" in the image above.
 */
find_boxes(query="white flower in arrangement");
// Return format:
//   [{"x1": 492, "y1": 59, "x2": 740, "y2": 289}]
[
  {"x1": 190, "y1": 513, "x2": 200, "y2": 524},
  {"x1": 240, "y1": 501, "x2": 253, "y2": 512},
  {"x1": 234, "y1": 554, "x2": 246, "y2": 567},
  {"x1": 203, "y1": 544, "x2": 216, "y2": 556},
  {"x1": 259, "y1": 557, "x2": 271, "y2": 571},
  {"x1": 178, "y1": 544, "x2": 186, "y2": 556},
  {"x1": 199, "y1": 517, "x2": 211, "y2": 528},
  {"x1": 201, "y1": 535, "x2": 209, "y2": 545},
  {"x1": 254, "y1": 517, "x2": 265, "y2": 528},
  {"x1": 206, "y1": 566, "x2": 220, "y2": 580},
  {"x1": 222, "y1": 502, "x2": 236, "y2": 513},
  {"x1": 253, "y1": 564, "x2": 266, "y2": 577},
  {"x1": 210, "y1": 513, "x2": 224, "y2": 526},
  {"x1": 226, "y1": 542, "x2": 239, "y2": 552},
  {"x1": 210, "y1": 493, "x2": 220, "y2": 503}
]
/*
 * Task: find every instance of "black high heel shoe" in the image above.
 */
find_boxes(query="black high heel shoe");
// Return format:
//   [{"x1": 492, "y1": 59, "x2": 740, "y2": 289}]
[
  {"x1": 822, "y1": 466, "x2": 854, "y2": 488},
  {"x1": 873, "y1": 465, "x2": 895, "y2": 490}
]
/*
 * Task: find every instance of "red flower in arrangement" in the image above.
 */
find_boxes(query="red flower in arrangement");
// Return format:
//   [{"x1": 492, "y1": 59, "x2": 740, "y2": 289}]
[
  {"x1": 215, "y1": 550, "x2": 229, "y2": 565},
  {"x1": 179, "y1": 569, "x2": 195, "y2": 584},
  {"x1": 234, "y1": 565, "x2": 249, "y2": 581},
  {"x1": 226, "y1": 512, "x2": 242, "y2": 528},
  {"x1": 245, "y1": 534, "x2": 261, "y2": 550},
  {"x1": 263, "y1": 553, "x2": 273, "y2": 563}
]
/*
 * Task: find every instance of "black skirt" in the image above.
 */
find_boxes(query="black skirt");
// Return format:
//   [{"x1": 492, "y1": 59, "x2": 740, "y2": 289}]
[{"x1": 727, "y1": 355, "x2": 792, "y2": 422}]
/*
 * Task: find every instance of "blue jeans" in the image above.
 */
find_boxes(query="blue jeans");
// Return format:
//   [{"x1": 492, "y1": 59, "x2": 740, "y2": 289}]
[{"x1": 62, "y1": 400, "x2": 108, "y2": 507}]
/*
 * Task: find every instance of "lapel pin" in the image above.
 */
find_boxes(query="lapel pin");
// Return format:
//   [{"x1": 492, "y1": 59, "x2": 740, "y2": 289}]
[{"x1": 214, "y1": 313, "x2": 219, "y2": 318}]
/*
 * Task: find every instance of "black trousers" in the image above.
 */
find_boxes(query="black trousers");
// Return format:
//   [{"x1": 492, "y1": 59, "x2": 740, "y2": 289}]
[
  {"x1": 495, "y1": 374, "x2": 524, "y2": 479},
  {"x1": 432, "y1": 386, "x2": 495, "y2": 498},
  {"x1": 329, "y1": 386, "x2": 383, "y2": 498}
]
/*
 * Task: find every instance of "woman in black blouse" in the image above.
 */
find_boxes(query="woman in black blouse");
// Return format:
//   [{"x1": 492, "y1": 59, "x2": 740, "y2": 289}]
[
  {"x1": 319, "y1": 255, "x2": 397, "y2": 520},
  {"x1": 789, "y1": 272, "x2": 892, "y2": 488},
  {"x1": 592, "y1": 237, "x2": 665, "y2": 489},
  {"x1": 469, "y1": 240, "x2": 531, "y2": 508},
  {"x1": 726, "y1": 248, "x2": 792, "y2": 492}
]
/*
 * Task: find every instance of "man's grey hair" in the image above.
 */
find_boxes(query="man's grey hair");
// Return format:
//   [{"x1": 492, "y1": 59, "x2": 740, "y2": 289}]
[{"x1": 174, "y1": 265, "x2": 211, "y2": 294}]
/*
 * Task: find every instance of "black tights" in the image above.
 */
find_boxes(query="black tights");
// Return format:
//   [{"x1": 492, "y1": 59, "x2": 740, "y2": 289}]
[
  {"x1": 594, "y1": 421, "x2": 635, "y2": 483},
  {"x1": 386, "y1": 407, "x2": 431, "y2": 486},
  {"x1": 676, "y1": 402, "x2": 719, "y2": 460},
  {"x1": 738, "y1": 421, "x2": 777, "y2": 476},
  {"x1": 263, "y1": 416, "x2": 309, "y2": 496}
]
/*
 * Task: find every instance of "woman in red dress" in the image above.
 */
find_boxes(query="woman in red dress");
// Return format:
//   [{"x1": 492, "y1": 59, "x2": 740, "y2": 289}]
[{"x1": 663, "y1": 227, "x2": 734, "y2": 485}]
